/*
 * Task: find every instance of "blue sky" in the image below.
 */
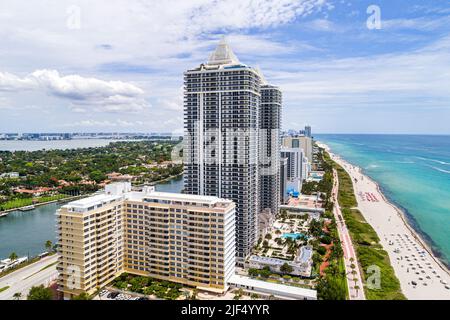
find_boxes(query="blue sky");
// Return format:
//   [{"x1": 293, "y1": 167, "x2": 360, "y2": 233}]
[{"x1": 0, "y1": 0, "x2": 449, "y2": 134}]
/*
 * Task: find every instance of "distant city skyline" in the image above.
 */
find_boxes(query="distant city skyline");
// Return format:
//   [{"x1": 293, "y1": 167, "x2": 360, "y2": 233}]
[{"x1": 0, "y1": 0, "x2": 449, "y2": 134}]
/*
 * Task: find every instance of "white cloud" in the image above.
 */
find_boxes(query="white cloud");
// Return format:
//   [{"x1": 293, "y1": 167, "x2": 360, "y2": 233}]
[
  {"x1": 185, "y1": 0, "x2": 328, "y2": 33},
  {"x1": 260, "y1": 35, "x2": 450, "y2": 131},
  {"x1": 0, "y1": 69, "x2": 149, "y2": 113},
  {"x1": 306, "y1": 18, "x2": 336, "y2": 31},
  {"x1": 0, "y1": 72, "x2": 36, "y2": 91},
  {"x1": 157, "y1": 98, "x2": 183, "y2": 112},
  {"x1": 382, "y1": 16, "x2": 450, "y2": 31},
  {"x1": 0, "y1": 0, "x2": 329, "y2": 129}
]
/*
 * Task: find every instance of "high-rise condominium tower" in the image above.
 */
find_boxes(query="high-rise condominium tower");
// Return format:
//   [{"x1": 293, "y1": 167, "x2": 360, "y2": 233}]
[
  {"x1": 184, "y1": 39, "x2": 281, "y2": 263},
  {"x1": 57, "y1": 183, "x2": 235, "y2": 299},
  {"x1": 259, "y1": 84, "x2": 282, "y2": 217}
]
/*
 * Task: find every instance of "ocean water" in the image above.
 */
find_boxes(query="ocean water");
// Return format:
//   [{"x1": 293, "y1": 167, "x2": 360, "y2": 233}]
[
  {"x1": 316, "y1": 134, "x2": 450, "y2": 268},
  {"x1": 0, "y1": 139, "x2": 119, "y2": 152}
]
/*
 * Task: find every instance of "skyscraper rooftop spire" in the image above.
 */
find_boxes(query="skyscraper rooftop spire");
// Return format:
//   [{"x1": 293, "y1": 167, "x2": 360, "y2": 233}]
[{"x1": 207, "y1": 37, "x2": 240, "y2": 66}]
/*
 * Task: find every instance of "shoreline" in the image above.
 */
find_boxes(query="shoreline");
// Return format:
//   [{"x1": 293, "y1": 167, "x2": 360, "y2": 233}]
[
  {"x1": 370, "y1": 173, "x2": 450, "y2": 276},
  {"x1": 318, "y1": 142, "x2": 450, "y2": 300},
  {"x1": 1, "y1": 173, "x2": 183, "y2": 216},
  {"x1": 0, "y1": 194, "x2": 87, "y2": 216}
]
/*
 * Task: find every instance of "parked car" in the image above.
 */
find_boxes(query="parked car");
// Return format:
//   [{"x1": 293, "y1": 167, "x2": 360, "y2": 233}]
[
  {"x1": 138, "y1": 297, "x2": 149, "y2": 301},
  {"x1": 108, "y1": 292, "x2": 119, "y2": 299}
]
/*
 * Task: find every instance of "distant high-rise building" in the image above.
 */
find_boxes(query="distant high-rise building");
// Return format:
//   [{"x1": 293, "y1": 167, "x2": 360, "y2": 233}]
[
  {"x1": 282, "y1": 135, "x2": 313, "y2": 165},
  {"x1": 305, "y1": 125, "x2": 312, "y2": 138},
  {"x1": 280, "y1": 157, "x2": 288, "y2": 204},
  {"x1": 280, "y1": 147, "x2": 305, "y2": 193}
]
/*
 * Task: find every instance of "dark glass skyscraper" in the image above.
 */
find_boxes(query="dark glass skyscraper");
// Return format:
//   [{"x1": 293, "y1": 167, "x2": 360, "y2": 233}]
[{"x1": 184, "y1": 39, "x2": 281, "y2": 264}]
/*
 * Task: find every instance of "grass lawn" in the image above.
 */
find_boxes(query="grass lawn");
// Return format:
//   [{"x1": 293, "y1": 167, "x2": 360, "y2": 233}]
[
  {"x1": 0, "y1": 286, "x2": 10, "y2": 293},
  {"x1": 0, "y1": 194, "x2": 68, "y2": 211},
  {"x1": 112, "y1": 273, "x2": 183, "y2": 300},
  {"x1": 327, "y1": 153, "x2": 405, "y2": 300},
  {"x1": 338, "y1": 257, "x2": 349, "y2": 299},
  {"x1": 24, "y1": 261, "x2": 58, "y2": 280}
]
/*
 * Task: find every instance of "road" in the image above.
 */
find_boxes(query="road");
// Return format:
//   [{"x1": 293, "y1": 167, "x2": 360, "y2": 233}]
[
  {"x1": 332, "y1": 168, "x2": 366, "y2": 300},
  {"x1": 0, "y1": 255, "x2": 58, "y2": 300}
]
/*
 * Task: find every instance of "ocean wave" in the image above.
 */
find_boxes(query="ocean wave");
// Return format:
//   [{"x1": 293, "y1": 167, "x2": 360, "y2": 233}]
[
  {"x1": 416, "y1": 156, "x2": 450, "y2": 166},
  {"x1": 426, "y1": 165, "x2": 450, "y2": 174},
  {"x1": 379, "y1": 160, "x2": 415, "y2": 164}
]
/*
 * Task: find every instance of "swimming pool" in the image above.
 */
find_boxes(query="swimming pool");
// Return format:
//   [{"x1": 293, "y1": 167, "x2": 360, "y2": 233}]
[{"x1": 282, "y1": 233, "x2": 306, "y2": 240}]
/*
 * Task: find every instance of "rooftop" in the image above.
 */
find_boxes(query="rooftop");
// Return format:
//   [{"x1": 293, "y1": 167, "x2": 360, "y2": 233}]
[
  {"x1": 144, "y1": 191, "x2": 233, "y2": 205},
  {"x1": 228, "y1": 274, "x2": 317, "y2": 300},
  {"x1": 63, "y1": 193, "x2": 122, "y2": 210},
  {"x1": 207, "y1": 38, "x2": 240, "y2": 66},
  {"x1": 61, "y1": 182, "x2": 234, "y2": 212}
]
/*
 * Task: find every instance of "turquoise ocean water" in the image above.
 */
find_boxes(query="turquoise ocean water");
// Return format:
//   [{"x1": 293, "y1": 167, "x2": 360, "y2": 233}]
[{"x1": 316, "y1": 134, "x2": 450, "y2": 268}]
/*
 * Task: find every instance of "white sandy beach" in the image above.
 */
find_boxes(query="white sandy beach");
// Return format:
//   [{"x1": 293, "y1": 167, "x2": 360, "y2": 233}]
[{"x1": 319, "y1": 142, "x2": 450, "y2": 300}]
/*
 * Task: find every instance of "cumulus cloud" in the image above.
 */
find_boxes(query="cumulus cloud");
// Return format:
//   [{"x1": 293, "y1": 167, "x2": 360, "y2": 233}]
[
  {"x1": 382, "y1": 16, "x2": 450, "y2": 31},
  {"x1": 0, "y1": 69, "x2": 149, "y2": 112},
  {"x1": 185, "y1": 0, "x2": 328, "y2": 33},
  {"x1": 0, "y1": 71, "x2": 36, "y2": 91}
]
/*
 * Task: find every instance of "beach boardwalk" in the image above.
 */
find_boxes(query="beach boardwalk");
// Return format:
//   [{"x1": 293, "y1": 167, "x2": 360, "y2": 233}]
[{"x1": 332, "y1": 168, "x2": 366, "y2": 300}]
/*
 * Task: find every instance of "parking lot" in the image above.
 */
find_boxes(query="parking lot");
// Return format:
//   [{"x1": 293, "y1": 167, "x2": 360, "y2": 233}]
[{"x1": 95, "y1": 289, "x2": 150, "y2": 301}]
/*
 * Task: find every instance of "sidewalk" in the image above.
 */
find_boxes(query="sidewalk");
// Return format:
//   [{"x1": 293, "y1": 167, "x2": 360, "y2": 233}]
[{"x1": 332, "y1": 169, "x2": 366, "y2": 300}]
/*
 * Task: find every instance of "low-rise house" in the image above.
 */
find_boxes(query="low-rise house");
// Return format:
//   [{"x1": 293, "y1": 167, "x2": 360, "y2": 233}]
[
  {"x1": 110, "y1": 174, "x2": 134, "y2": 182},
  {"x1": 14, "y1": 187, "x2": 53, "y2": 197},
  {"x1": 0, "y1": 257, "x2": 28, "y2": 272},
  {"x1": 247, "y1": 246, "x2": 313, "y2": 278},
  {"x1": 258, "y1": 208, "x2": 275, "y2": 240},
  {"x1": 0, "y1": 172, "x2": 19, "y2": 179}
]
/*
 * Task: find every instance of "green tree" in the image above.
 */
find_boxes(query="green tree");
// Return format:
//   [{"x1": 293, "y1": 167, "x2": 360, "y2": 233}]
[
  {"x1": 72, "y1": 292, "x2": 91, "y2": 300},
  {"x1": 9, "y1": 252, "x2": 18, "y2": 261},
  {"x1": 27, "y1": 285, "x2": 53, "y2": 300},
  {"x1": 45, "y1": 240, "x2": 53, "y2": 252},
  {"x1": 248, "y1": 268, "x2": 259, "y2": 277},
  {"x1": 280, "y1": 262, "x2": 293, "y2": 274},
  {"x1": 190, "y1": 288, "x2": 198, "y2": 300},
  {"x1": 259, "y1": 266, "x2": 271, "y2": 278},
  {"x1": 13, "y1": 292, "x2": 22, "y2": 300},
  {"x1": 89, "y1": 170, "x2": 106, "y2": 183},
  {"x1": 250, "y1": 293, "x2": 259, "y2": 300},
  {"x1": 316, "y1": 276, "x2": 346, "y2": 300},
  {"x1": 317, "y1": 246, "x2": 327, "y2": 255}
]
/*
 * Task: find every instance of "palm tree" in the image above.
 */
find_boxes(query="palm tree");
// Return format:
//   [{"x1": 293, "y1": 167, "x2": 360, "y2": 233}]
[
  {"x1": 190, "y1": 288, "x2": 198, "y2": 300},
  {"x1": 354, "y1": 285, "x2": 360, "y2": 296},
  {"x1": 45, "y1": 240, "x2": 53, "y2": 252},
  {"x1": 9, "y1": 252, "x2": 18, "y2": 261},
  {"x1": 13, "y1": 292, "x2": 22, "y2": 300}
]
